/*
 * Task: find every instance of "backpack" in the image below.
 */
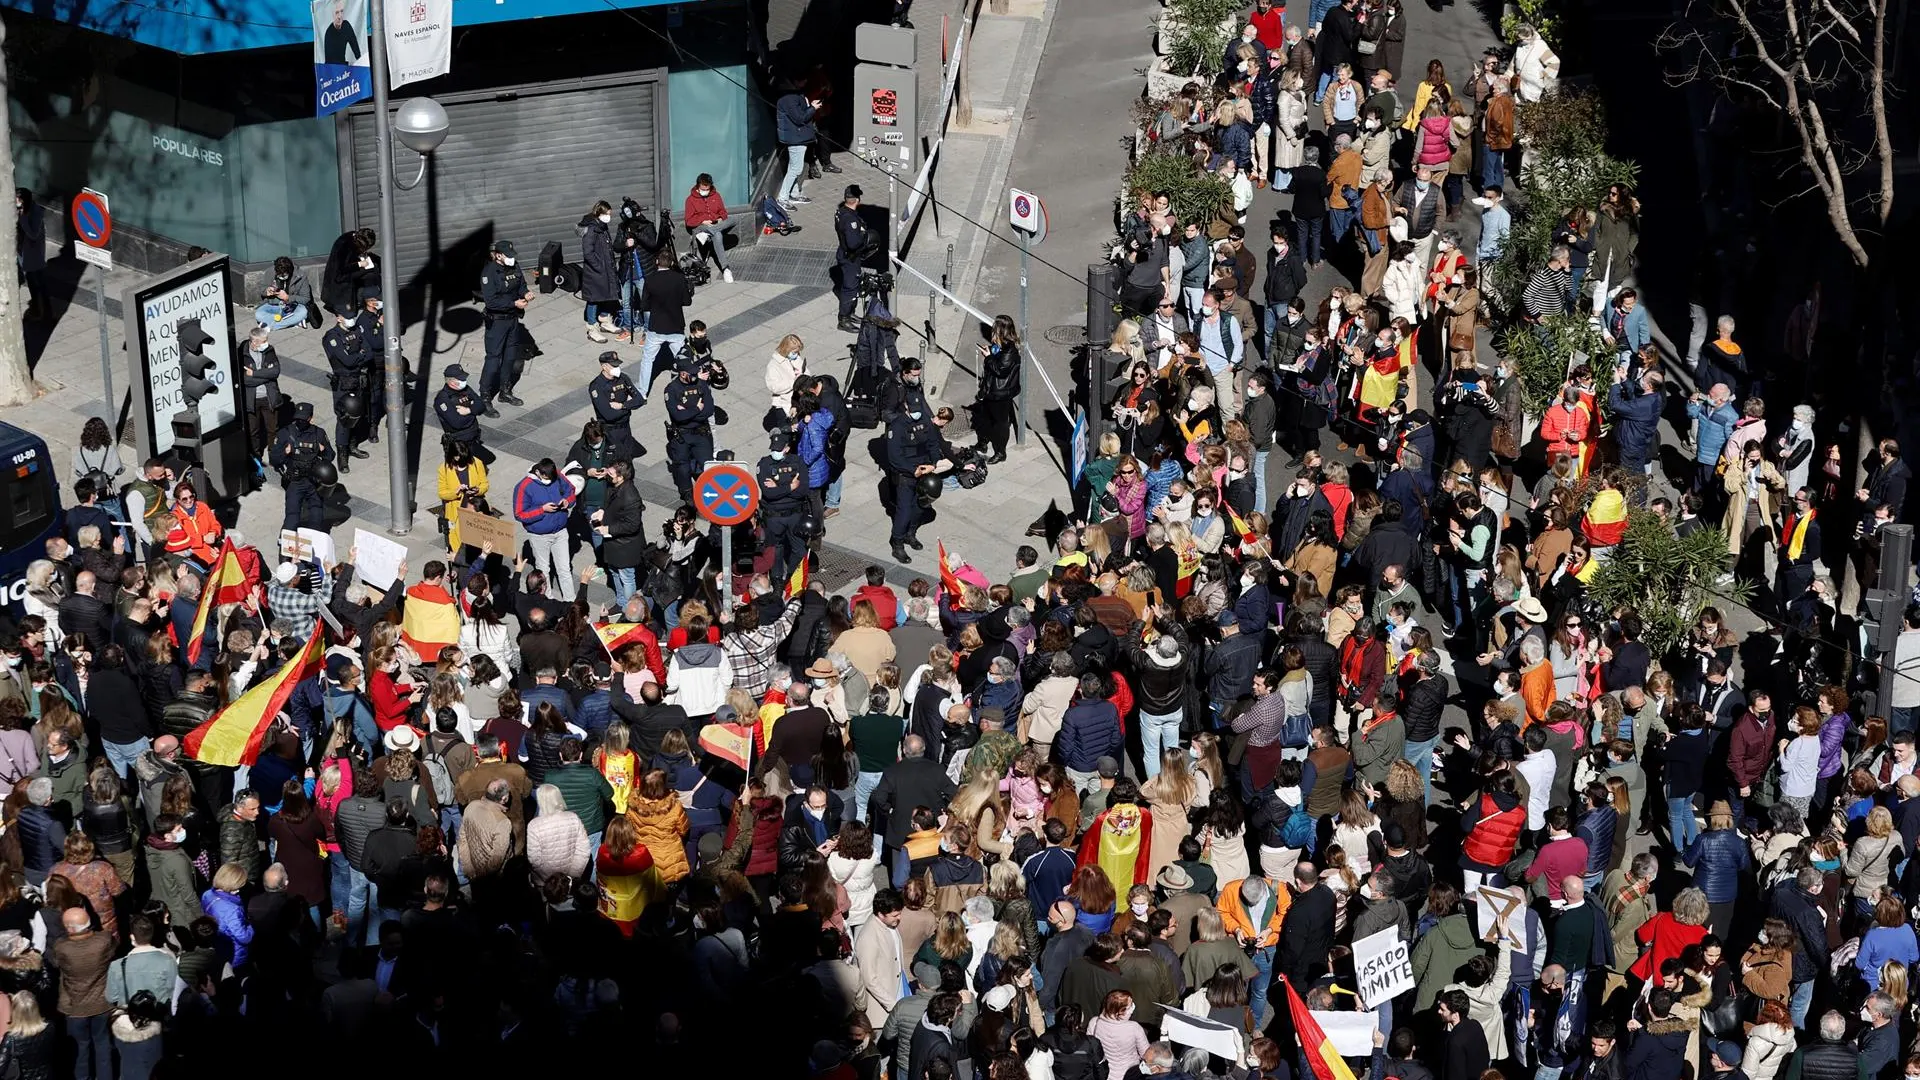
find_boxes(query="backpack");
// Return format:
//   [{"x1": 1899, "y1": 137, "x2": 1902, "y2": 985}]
[{"x1": 421, "y1": 735, "x2": 456, "y2": 805}]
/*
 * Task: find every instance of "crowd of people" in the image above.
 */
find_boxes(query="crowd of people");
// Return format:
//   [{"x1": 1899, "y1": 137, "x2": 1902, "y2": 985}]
[{"x1": 4, "y1": 0, "x2": 1916, "y2": 1075}]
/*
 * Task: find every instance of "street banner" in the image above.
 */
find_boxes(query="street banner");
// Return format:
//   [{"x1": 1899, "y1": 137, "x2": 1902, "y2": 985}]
[
  {"x1": 314, "y1": 0, "x2": 373, "y2": 117},
  {"x1": 1352, "y1": 926, "x2": 1414, "y2": 1008},
  {"x1": 387, "y1": 0, "x2": 452, "y2": 88}
]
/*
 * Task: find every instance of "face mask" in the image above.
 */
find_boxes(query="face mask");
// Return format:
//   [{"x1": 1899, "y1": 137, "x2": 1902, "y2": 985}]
[
  {"x1": 500, "y1": 256, "x2": 516, "y2": 267},
  {"x1": 692, "y1": 913, "x2": 707, "y2": 930},
  {"x1": 1366, "y1": 119, "x2": 1381, "y2": 130},
  {"x1": 1814, "y1": 857, "x2": 1840, "y2": 872},
  {"x1": 251, "y1": 345, "x2": 266, "y2": 356},
  {"x1": 1130, "y1": 900, "x2": 1151, "y2": 917},
  {"x1": 453, "y1": 380, "x2": 467, "y2": 390},
  {"x1": 1415, "y1": 180, "x2": 1431, "y2": 193},
  {"x1": 3, "y1": 657, "x2": 17, "y2": 669},
  {"x1": 807, "y1": 805, "x2": 825, "y2": 819},
  {"x1": 171, "y1": 828, "x2": 186, "y2": 844},
  {"x1": 1122, "y1": 1004, "x2": 1136, "y2": 1021},
  {"x1": 1241, "y1": 576, "x2": 1255, "y2": 590},
  {"x1": 1038, "y1": 783, "x2": 1052, "y2": 795},
  {"x1": 908, "y1": 410, "x2": 923, "y2": 421}
]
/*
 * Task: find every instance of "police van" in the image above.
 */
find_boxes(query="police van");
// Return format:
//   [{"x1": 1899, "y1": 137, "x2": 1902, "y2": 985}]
[{"x1": 0, "y1": 422, "x2": 63, "y2": 612}]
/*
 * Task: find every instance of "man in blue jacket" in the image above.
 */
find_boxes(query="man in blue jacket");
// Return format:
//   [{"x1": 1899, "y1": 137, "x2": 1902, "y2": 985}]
[
  {"x1": 512, "y1": 458, "x2": 576, "y2": 601},
  {"x1": 1609, "y1": 366, "x2": 1663, "y2": 495},
  {"x1": 1686, "y1": 383, "x2": 1738, "y2": 506},
  {"x1": 774, "y1": 88, "x2": 819, "y2": 209}
]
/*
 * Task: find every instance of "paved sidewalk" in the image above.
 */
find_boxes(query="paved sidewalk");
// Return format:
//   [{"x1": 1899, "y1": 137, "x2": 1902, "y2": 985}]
[{"x1": 3, "y1": 0, "x2": 1064, "y2": 599}]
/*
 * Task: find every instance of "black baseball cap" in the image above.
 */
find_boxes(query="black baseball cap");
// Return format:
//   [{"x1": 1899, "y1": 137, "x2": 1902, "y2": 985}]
[
  {"x1": 492, "y1": 240, "x2": 517, "y2": 258},
  {"x1": 444, "y1": 364, "x2": 468, "y2": 380}
]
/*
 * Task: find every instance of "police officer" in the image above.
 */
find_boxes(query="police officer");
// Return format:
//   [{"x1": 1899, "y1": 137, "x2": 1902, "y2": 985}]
[
  {"x1": 322, "y1": 311, "x2": 373, "y2": 471},
  {"x1": 479, "y1": 239, "x2": 533, "y2": 417},
  {"x1": 880, "y1": 355, "x2": 931, "y2": 423},
  {"x1": 758, "y1": 428, "x2": 809, "y2": 584},
  {"x1": 269, "y1": 402, "x2": 335, "y2": 531},
  {"x1": 833, "y1": 185, "x2": 871, "y2": 333},
  {"x1": 351, "y1": 288, "x2": 390, "y2": 441},
  {"x1": 663, "y1": 355, "x2": 715, "y2": 500},
  {"x1": 883, "y1": 396, "x2": 943, "y2": 563},
  {"x1": 435, "y1": 364, "x2": 494, "y2": 465},
  {"x1": 589, "y1": 351, "x2": 643, "y2": 461}
]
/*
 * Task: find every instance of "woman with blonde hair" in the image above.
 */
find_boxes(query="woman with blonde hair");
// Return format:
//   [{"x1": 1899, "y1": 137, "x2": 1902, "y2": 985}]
[
  {"x1": 1331, "y1": 789, "x2": 1383, "y2": 868},
  {"x1": 427, "y1": 672, "x2": 475, "y2": 742},
  {"x1": 765, "y1": 333, "x2": 808, "y2": 416},
  {"x1": 626, "y1": 768, "x2": 690, "y2": 882},
  {"x1": 985, "y1": 857, "x2": 1041, "y2": 960},
  {"x1": 1142, "y1": 747, "x2": 1208, "y2": 879},
  {"x1": 1189, "y1": 732, "x2": 1228, "y2": 795},
  {"x1": 7, "y1": 989, "x2": 54, "y2": 1076},
  {"x1": 596, "y1": 814, "x2": 663, "y2": 936},
  {"x1": 1629, "y1": 886, "x2": 1710, "y2": 982},
  {"x1": 1847, "y1": 807, "x2": 1902, "y2": 913},
  {"x1": 913, "y1": 909, "x2": 974, "y2": 974},
  {"x1": 1377, "y1": 758, "x2": 1427, "y2": 850},
  {"x1": 949, "y1": 770, "x2": 1011, "y2": 861}
]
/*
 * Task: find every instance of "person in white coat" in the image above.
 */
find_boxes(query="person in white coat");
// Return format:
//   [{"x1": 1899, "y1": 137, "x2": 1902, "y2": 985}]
[
  {"x1": 1381, "y1": 241, "x2": 1425, "y2": 326},
  {"x1": 1739, "y1": 1002, "x2": 1798, "y2": 1080},
  {"x1": 1275, "y1": 71, "x2": 1310, "y2": 172},
  {"x1": 1512, "y1": 24, "x2": 1560, "y2": 103},
  {"x1": 764, "y1": 333, "x2": 809, "y2": 418},
  {"x1": 853, "y1": 889, "x2": 909, "y2": 1027}
]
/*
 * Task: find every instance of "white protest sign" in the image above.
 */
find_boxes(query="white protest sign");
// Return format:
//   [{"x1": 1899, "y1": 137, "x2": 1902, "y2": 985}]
[
  {"x1": 1475, "y1": 884, "x2": 1529, "y2": 953},
  {"x1": 1353, "y1": 926, "x2": 1414, "y2": 1008},
  {"x1": 1159, "y1": 1007, "x2": 1245, "y2": 1062},
  {"x1": 351, "y1": 527, "x2": 406, "y2": 590},
  {"x1": 1312, "y1": 1010, "x2": 1380, "y2": 1058}
]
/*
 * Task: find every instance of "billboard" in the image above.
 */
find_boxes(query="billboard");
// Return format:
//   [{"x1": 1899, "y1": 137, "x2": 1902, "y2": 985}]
[
  {"x1": 123, "y1": 255, "x2": 242, "y2": 458},
  {"x1": 314, "y1": 0, "x2": 373, "y2": 117}
]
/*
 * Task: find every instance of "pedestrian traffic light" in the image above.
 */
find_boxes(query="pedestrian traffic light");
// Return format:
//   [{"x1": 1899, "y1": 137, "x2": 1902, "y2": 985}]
[{"x1": 176, "y1": 318, "x2": 216, "y2": 407}]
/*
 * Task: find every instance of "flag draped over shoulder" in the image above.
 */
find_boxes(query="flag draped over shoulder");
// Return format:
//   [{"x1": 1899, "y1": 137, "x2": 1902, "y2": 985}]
[
  {"x1": 1283, "y1": 976, "x2": 1360, "y2": 1080},
  {"x1": 184, "y1": 625, "x2": 325, "y2": 767},
  {"x1": 186, "y1": 540, "x2": 247, "y2": 665},
  {"x1": 400, "y1": 582, "x2": 460, "y2": 660}
]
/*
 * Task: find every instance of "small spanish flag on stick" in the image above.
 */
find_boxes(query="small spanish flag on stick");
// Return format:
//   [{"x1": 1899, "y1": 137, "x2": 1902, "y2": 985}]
[
  {"x1": 784, "y1": 559, "x2": 808, "y2": 600},
  {"x1": 186, "y1": 539, "x2": 248, "y2": 666},
  {"x1": 937, "y1": 541, "x2": 964, "y2": 602},
  {"x1": 1225, "y1": 505, "x2": 1258, "y2": 546}
]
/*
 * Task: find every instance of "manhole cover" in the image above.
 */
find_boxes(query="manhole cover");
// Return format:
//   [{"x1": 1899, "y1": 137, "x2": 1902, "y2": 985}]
[{"x1": 1044, "y1": 325, "x2": 1087, "y2": 347}]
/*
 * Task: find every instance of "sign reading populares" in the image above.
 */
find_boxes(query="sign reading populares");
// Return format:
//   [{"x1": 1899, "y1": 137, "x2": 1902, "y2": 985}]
[
  {"x1": 313, "y1": 0, "x2": 374, "y2": 116},
  {"x1": 134, "y1": 262, "x2": 238, "y2": 454}
]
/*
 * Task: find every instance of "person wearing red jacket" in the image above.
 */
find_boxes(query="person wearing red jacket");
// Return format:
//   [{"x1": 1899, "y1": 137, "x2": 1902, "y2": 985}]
[
  {"x1": 683, "y1": 173, "x2": 736, "y2": 283},
  {"x1": 1538, "y1": 385, "x2": 1590, "y2": 470},
  {"x1": 1725, "y1": 691, "x2": 1777, "y2": 825}
]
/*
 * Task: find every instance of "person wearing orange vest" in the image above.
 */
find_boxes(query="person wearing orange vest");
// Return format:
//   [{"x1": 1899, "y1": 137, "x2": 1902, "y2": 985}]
[
  {"x1": 168, "y1": 482, "x2": 221, "y2": 567},
  {"x1": 1459, "y1": 770, "x2": 1526, "y2": 892},
  {"x1": 1217, "y1": 875, "x2": 1290, "y2": 1031}
]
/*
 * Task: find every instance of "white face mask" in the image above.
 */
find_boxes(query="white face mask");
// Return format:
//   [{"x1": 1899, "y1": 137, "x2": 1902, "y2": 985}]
[
  {"x1": 452, "y1": 380, "x2": 467, "y2": 390},
  {"x1": 599, "y1": 213, "x2": 611, "y2": 224},
  {"x1": 500, "y1": 256, "x2": 516, "y2": 267},
  {"x1": 770, "y1": 449, "x2": 786, "y2": 460},
  {"x1": 1366, "y1": 119, "x2": 1381, "y2": 130},
  {"x1": 1130, "y1": 900, "x2": 1150, "y2": 916},
  {"x1": 171, "y1": 828, "x2": 187, "y2": 844}
]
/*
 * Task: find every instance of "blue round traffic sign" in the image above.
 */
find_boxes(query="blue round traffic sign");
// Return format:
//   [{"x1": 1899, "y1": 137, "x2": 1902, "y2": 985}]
[
  {"x1": 70, "y1": 193, "x2": 110, "y2": 247},
  {"x1": 694, "y1": 463, "x2": 760, "y2": 526}
]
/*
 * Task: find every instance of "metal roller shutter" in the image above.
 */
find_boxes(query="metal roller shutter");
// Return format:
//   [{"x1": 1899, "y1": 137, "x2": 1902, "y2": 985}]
[{"x1": 345, "y1": 72, "x2": 667, "y2": 287}]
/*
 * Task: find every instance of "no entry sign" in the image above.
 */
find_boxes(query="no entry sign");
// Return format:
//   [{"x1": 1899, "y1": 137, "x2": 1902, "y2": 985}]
[{"x1": 694, "y1": 462, "x2": 760, "y2": 526}]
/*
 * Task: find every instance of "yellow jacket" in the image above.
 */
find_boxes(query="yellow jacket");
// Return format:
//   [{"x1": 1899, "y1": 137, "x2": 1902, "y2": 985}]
[{"x1": 437, "y1": 459, "x2": 489, "y2": 552}]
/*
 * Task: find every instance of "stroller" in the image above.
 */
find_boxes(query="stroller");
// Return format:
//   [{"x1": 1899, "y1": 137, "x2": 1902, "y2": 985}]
[{"x1": 758, "y1": 197, "x2": 801, "y2": 236}]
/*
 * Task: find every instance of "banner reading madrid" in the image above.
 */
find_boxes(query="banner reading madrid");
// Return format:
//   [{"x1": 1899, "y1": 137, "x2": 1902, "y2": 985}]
[
  {"x1": 313, "y1": 0, "x2": 373, "y2": 117},
  {"x1": 387, "y1": 0, "x2": 452, "y2": 88}
]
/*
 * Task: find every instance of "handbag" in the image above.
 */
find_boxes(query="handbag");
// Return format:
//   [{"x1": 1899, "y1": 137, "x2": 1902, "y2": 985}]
[
  {"x1": 1702, "y1": 993, "x2": 1742, "y2": 1036},
  {"x1": 1279, "y1": 711, "x2": 1313, "y2": 749},
  {"x1": 1357, "y1": 38, "x2": 1377, "y2": 54}
]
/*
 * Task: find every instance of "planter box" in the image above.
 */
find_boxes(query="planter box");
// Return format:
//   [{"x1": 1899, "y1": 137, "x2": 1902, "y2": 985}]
[
  {"x1": 1155, "y1": 10, "x2": 1183, "y2": 54},
  {"x1": 1146, "y1": 55, "x2": 1192, "y2": 100}
]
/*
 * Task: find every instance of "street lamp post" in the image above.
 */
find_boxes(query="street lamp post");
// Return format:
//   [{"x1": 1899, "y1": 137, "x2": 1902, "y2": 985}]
[{"x1": 367, "y1": 0, "x2": 449, "y2": 535}]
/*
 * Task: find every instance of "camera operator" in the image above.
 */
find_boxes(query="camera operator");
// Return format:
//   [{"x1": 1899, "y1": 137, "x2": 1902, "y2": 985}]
[
  {"x1": 1438, "y1": 361, "x2": 1497, "y2": 472},
  {"x1": 269, "y1": 402, "x2": 336, "y2": 532},
  {"x1": 833, "y1": 186, "x2": 873, "y2": 333}
]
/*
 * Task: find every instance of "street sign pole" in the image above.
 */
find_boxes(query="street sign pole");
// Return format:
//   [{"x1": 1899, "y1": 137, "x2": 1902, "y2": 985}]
[
  {"x1": 720, "y1": 526, "x2": 733, "y2": 618},
  {"x1": 1016, "y1": 227, "x2": 1029, "y2": 446},
  {"x1": 96, "y1": 262, "x2": 112, "y2": 422},
  {"x1": 692, "y1": 459, "x2": 761, "y2": 610},
  {"x1": 71, "y1": 190, "x2": 115, "y2": 424}
]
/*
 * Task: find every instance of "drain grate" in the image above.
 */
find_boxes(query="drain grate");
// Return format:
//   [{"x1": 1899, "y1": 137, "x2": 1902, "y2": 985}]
[{"x1": 1043, "y1": 325, "x2": 1087, "y2": 347}]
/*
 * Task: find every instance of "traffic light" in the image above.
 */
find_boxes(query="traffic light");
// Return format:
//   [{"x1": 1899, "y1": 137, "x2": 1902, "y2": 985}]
[{"x1": 176, "y1": 318, "x2": 216, "y2": 407}]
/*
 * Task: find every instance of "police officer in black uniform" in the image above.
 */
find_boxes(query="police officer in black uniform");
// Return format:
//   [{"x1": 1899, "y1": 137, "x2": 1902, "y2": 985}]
[
  {"x1": 833, "y1": 185, "x2": 871, "y2": 333},
  {"x1": 589, "y1": 351, "x2": 643, "y2": 461},
  {"x1": 757, "y1": 428, "x2": 809, "y2": 584},
  {"x1": 883, "y1": 396, "x2": 943, "y2": 563},
  {"x1": 350, "y1": 288, "x2": 390, "y2": 442},
  {"x1": 323, "y1": 311, "x2": 373, "y2": 472},
  {"x1": 663, "y1": 355, "x2": 715, "y2": 501},
  {"x1": 269, "y1": 402, "x2": 336, "y2": 531},
  {"x1": 434, "y1": 364, "x2": 494, "y2": 465},
  {"x1": 479, "y1": 239, "x2": 533, "y2": 417},
  {"x1": 880, "y1": 355, "x2": 932, "y2": 423}
]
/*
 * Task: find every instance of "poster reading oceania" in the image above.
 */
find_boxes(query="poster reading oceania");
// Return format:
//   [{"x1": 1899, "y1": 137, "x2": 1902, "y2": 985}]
[{"x1": 313, "y1": 0, "x2": 373, "y2": 117}]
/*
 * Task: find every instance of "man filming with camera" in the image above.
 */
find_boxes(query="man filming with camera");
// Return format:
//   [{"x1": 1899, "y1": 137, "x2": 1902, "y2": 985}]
[
  {"x1": 270, "y1": 402, "x2": 336, "y2": 532},
  {"x1": 834, "y1": 185, "x2": 873, "y2": 333}
]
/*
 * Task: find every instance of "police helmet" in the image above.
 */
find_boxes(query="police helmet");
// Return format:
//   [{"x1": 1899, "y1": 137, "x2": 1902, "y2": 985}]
[
  {"x1": 310, "y1": 459, "x2": 340, "y2": 486},
  {"x1": 794, "y1": 515, "x2": 821, "y2": 540},
  {"x1": 337, "y1": 391, "x2": 367, "y2": 420},
  {"x1": 914, "y1": 473, "x2": 944, "y2": 507},
  {"x1": 706, "y1": 363, "x2": 731, "y2": 391}
]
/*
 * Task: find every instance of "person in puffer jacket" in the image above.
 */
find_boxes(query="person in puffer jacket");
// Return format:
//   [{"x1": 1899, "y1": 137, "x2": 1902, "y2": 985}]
[
  {"x1": 1574, "y1": 783, "x2": 1616, "y2": 887},
  {"x1": 665, "y1": 640, "x2": 729, "y2": 720},
  {"x1": 1057, "y1": 675, "x2": 1123, "y2": 781},
  {"x1": 1128, "y1": 615, "x2": 1189, "y2": 776},
  {"x1": 201, "y1": 863, "x2": 255, "y2": 968},
  {"x1": 797, "y1": 394, "x2": 835, "y2": 493},
  {"x1": 512, "y1": 459, "x2": 577, "y2": 602},
  {"x1": 1681, "y1": 800, "x2": 1750, "y2": 936}
]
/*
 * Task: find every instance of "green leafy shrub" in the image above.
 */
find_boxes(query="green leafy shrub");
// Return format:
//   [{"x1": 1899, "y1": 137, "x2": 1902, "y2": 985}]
[
  {"x1": 1165, "y1": 0, "x2": 1242, "y2": 77},
  {"x1": 1587, "y1": 509, "x2": 1742, "y2": 656},
  {"x1": 1123, "y1": 149, "x2": 1231, "y2": 230},
  {"x1": 1495, "y1": 314, "x2": 1609, "y2": 416}
]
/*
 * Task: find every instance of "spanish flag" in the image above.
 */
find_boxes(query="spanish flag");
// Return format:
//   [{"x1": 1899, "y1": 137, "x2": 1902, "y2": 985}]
[
  {"x1": 784, "y1": 559, "x2": 808, "y2": 601},
  {"x1": 1580, "y1": 488, "x2": 1628, "y2": 547},
  {"x1": 1783, "y1": 509, "x2": 1816, "y2": 561},
  {"x1": 697, "y1": 719, "x2": 754, "y2": 769},
  {"x1": 210, "y1": 543, "x2": 255, "y2": 605},
  {"x1": 937, "y1": 541, "x2": 964, "y2": 601},
  {"x1": 594, "y1": 621, "x2": 667, "y2": 685},
  {"x1": 184, "y1": 624, "x2": 325, "y2": 767},
  {"x1": 185, "y1": 540, "x2": 248, "y2": 666},
  {"x1": 1282, "y1": 976, "x2": 1360, "y2": 1080},
  {"x1": 1225, "y1": 505, "x2": 1257, "y2": 546},
  {"x1": 400, "y1": 582, "x2": 460, "y2": 661}
]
